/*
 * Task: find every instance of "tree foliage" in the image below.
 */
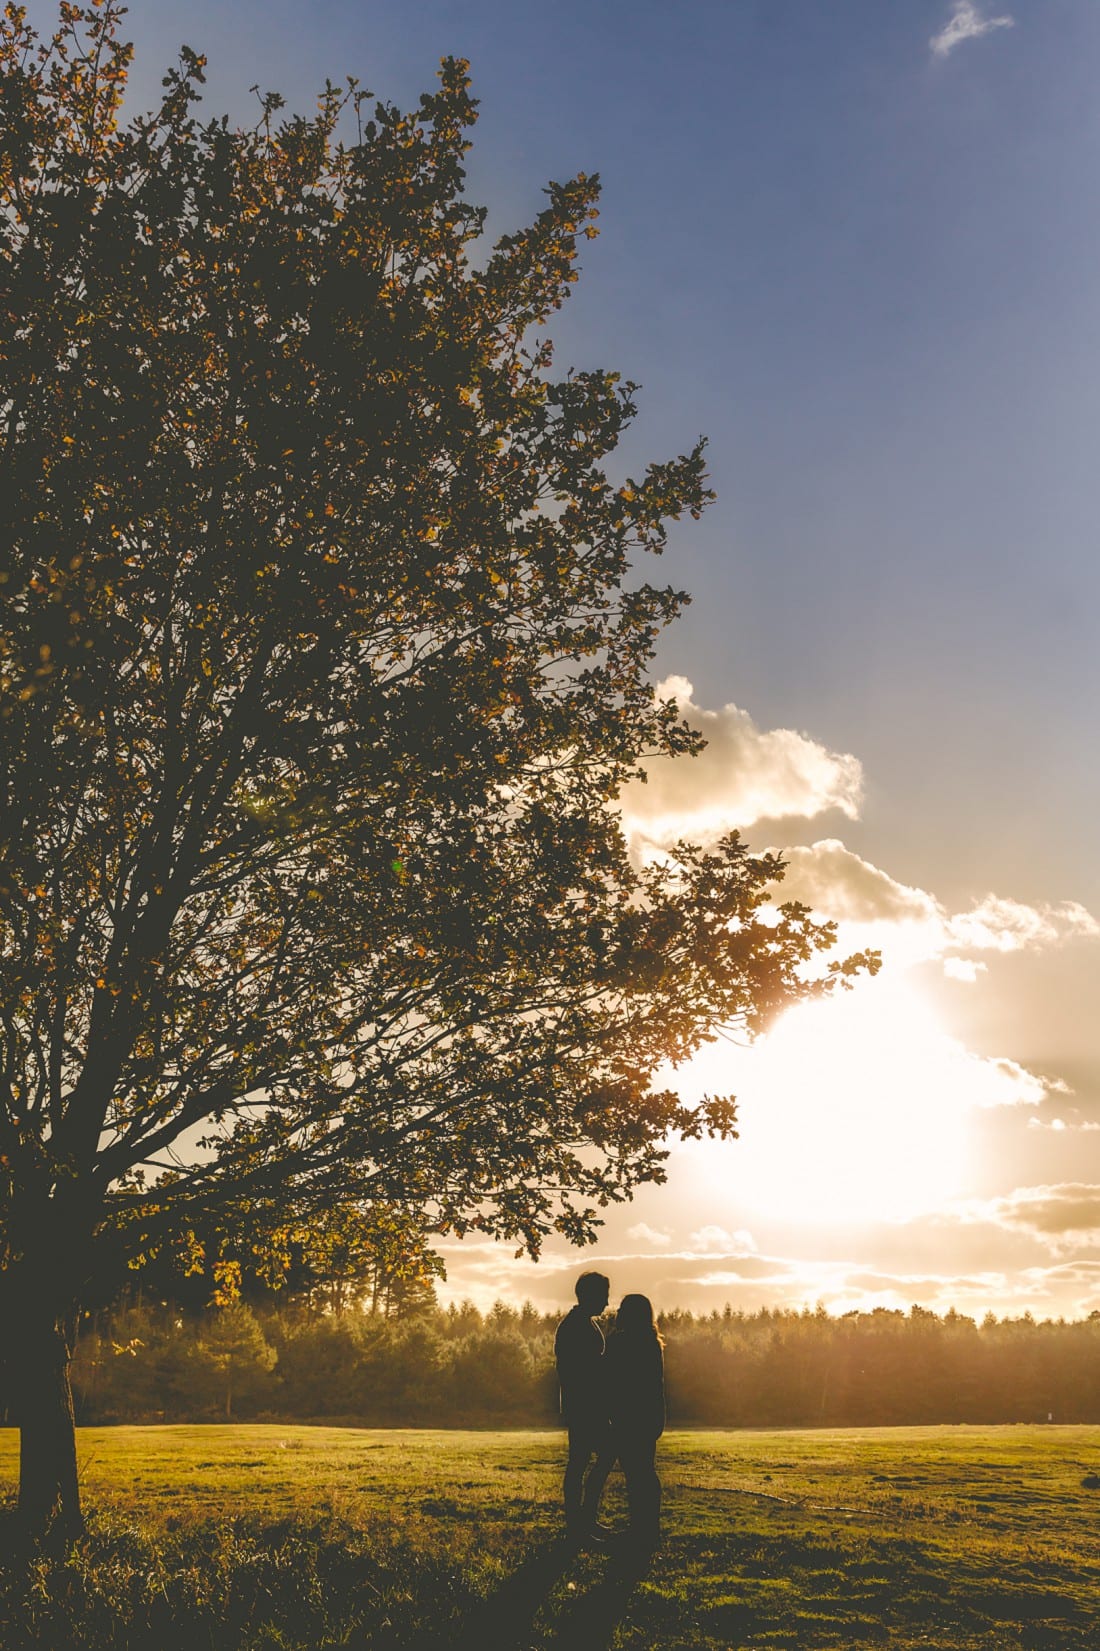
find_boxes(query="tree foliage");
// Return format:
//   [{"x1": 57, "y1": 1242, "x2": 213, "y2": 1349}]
[{"x1": 0, "y1": 3, "x2": 871, "y2": 1524}]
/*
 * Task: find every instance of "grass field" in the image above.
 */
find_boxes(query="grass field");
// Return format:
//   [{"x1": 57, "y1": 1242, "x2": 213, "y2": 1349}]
[{"x1": 1, "y1": 1423, "x2": 1099, "y2": 1649}]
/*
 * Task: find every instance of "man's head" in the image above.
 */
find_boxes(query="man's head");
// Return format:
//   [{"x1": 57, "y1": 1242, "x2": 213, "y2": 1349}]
[{"x1": 575, "y1": 1271, "x2": 610, "y2": 1315}]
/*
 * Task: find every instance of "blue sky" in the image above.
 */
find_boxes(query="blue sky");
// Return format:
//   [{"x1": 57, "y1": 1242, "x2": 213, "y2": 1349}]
[
  {"x1": 109, "y1": 0, "x2": 1100, "y2": 898},
  {"x1": 61, "y1": 0, "x2": 1100, "y2": 1316}
]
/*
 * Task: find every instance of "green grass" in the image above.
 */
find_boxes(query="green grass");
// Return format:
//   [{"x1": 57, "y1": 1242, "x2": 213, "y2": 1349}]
[{"x1": 1, "y1": 1424, "x2": 1098, "y2": 1648}]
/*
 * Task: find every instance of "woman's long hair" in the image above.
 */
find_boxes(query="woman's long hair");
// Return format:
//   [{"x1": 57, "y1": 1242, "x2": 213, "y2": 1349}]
[{"x1": 612, "y1": 1293, "x2": 664, "y2": 1346}]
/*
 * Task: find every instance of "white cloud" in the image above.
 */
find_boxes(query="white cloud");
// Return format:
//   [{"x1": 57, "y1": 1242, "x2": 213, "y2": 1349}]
[
  {"x1": 429, "y1": 1185, "x2": 1100, "y2": 1319},
  {"x1": 620, "y1": 678, "x2": 862, "y2": 853},
  {"x1": 619, "y1": 692, "x2": 1097, "y2": 980},
  {"x1": 943, "y1": 956, "x2": 987, "y2": 983},
  {"x1": 431, "y1": 1236, "x2": 782, "y2": 1314},
  {"x1": 689, "y1": 1224, "x2": 757, "y2": 1254},
  {"x1": 977, "y1": 1183, "x2": 1100, "y2": 1239},
  {"x1": 930, "y1": 2, "x2": 1014, "y2": 59},
  {"x1": 433, "y1": 1223, "x2": 1100, "y2": 1319},
  {"x1": 778, "y1": 839, "x2": 940, "y2": 927},
  {"x1": 627, "y1": 1222, "x2": 672, "y2": 1247},
  {"x1": 774, "y1": 839, "x2": 1098, "y2": 977},
  {"x1": 967, "y1": 1055, "x2": 1050, "y2": 1110},
  {"x1": 1028, "y1": 1116, "x2": 1100, "y2": 1133},
  {"x1": 946, "y1": 895, "x2": 1099, "y2": 954}
]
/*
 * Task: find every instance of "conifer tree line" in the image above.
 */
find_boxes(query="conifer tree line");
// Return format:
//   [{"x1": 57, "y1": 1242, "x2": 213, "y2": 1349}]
[{"x1": 48, "y1": 1295, "x2": 1100, "y2": 1429}]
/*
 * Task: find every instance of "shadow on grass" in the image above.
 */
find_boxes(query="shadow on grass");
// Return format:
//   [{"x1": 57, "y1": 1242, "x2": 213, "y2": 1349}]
[
  {"x1": 545, "y1": 1545, "x2": 651, "y2": 1651},
  {"x1": 369, "y1": 1537, "x2": 570, "y2": 1650},
  {"x1": 372, "y1": 1536, "x2": 649, "y2": 1651},
  {"x1": 0, "y1": 1503, "x2": 81, "y2": 1562}
]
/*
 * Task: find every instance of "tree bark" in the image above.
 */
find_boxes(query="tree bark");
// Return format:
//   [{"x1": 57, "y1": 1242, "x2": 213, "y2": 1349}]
[
  {"x1": 18, "y1": 1319, "x2": 83, "y2": 1535},
  {"x1": 7, "y1": 1290, "x2": 84, "y2": 1536}
]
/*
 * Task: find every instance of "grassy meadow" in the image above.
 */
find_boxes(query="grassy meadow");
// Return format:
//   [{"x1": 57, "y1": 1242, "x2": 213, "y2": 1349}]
[{"x1": 1, "y1": 1423, "x2": 1098, "y2": 1649}]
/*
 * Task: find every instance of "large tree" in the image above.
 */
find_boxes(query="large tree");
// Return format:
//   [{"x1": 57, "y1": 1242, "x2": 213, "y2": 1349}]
[{"x1": 0, "y1": 4, "x2": 870, "y2": 1531}]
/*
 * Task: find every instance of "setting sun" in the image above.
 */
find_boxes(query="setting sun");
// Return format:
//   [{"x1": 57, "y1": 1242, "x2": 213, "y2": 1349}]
[{"x1": 682, "y1": 980, "x2": 1018, "y2": 1225}]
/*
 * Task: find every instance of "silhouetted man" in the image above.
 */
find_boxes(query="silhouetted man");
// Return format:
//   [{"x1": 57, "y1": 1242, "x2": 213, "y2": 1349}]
[{"x1": 555, "y1": 1270, "x2": 614, "y2": 1541}]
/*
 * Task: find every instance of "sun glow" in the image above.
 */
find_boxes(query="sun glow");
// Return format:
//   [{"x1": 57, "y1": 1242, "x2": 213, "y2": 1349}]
[{"x1": 679, "y1": 977, "x2": 1028, "y2": 1226}]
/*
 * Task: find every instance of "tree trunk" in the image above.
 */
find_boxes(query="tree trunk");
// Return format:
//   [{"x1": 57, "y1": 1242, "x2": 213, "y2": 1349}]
[{"x1": 10, "y1": 1300, "x2": 84, "y2": 1535}]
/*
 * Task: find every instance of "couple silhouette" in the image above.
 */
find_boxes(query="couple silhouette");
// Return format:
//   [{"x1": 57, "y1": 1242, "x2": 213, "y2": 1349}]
[{"x1": 554, "y1": 1271, "x2": 665, "y2": 1551}]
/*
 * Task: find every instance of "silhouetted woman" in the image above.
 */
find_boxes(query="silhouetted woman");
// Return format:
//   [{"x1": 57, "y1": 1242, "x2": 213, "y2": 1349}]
[{"x1": 605, "y1": 1293, "x2": 665, "y2": 1548}]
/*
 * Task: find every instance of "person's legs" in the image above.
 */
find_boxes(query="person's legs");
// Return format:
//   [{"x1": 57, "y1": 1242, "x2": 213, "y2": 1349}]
[
  {"x1": 565, "y1": 1421, "x2": 615, "y2": 1535},
  {"x1": 580, "y1": 1430, "x2": 615, "y2": 1527},
  {"x1": 619, "y1": 1436, "x2": 661, "y2": 1546},
  {"x1": 563, "y1": 1424, "x2": 592, "y2": 1531}
]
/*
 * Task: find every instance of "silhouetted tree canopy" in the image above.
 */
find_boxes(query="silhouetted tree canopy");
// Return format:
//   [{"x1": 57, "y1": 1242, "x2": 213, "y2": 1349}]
[{"x1": 0, "y1": 3, "x2": 871, "y2": 1528}]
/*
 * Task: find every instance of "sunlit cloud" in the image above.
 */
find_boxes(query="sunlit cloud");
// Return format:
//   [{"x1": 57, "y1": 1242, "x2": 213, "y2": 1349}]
[
  {"x1": 431, "y1": 1237, "x2": 789, "y2": 1314},
  {"x1": 810, "y1": 1260, "x2": 1100, "y2": 1320},
  {"x1": 943, "y1": 956, "x2": 987, "y2": 983},
  {"x1": 627, "y1": 1222, "x2": 672, "y2": 1247},
  {"x1": 620, "y1": 677, "x2": 862, "y2": 853},
  {"x1": 689, "y1": 1224, "x2": 756, "y2": 1254},
  {"x1": 981, "y1": 1183, "x2": 1100, "y2": 1239},
  {"x1": 621, "y1": 697, "x2": 1096, "y2": 983},
  {"x1": 946, "y1": 895, "x2": 1098, "y2": 953},
  {"x1": 968, "y1": 1056, "x2": 1056, "y2": 1108},
  {"x1": 777, "y1": 839, "x2": 1099, "y2": 978},
  {"x1": 930, "y1": 1, "x2": 1014, "y2": 59},
  {"x1": 779, "y1": 839, "x2": 938, "y2": 925},
  {"x1": 678, "y1": 1255, "x2": 784, "y2": 1285},
  {"x1": 430, "y1": 1215, "x2": 1100, "y2": 1320}
]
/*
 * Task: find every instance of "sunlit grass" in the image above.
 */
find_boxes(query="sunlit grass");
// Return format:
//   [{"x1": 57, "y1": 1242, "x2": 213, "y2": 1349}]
[{"x1": 1, "y1": 1424, "x2": 1098, "y2": 1647}]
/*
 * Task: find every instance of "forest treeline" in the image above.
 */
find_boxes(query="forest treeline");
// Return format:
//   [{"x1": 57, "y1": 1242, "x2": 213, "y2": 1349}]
[{"x1": 57, "y1": 1298, "x2": 1100, "y2": 1429}]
